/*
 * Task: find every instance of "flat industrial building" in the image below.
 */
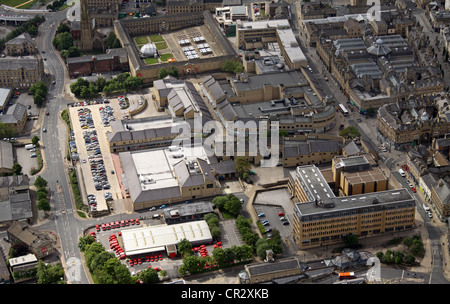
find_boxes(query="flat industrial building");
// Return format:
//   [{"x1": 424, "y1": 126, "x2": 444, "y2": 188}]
[{"x1": 120, "y1": 220, "x2": 213, "y2": 256}]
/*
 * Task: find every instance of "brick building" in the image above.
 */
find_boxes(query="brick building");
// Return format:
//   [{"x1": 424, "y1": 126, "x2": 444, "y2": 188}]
[{"x1": 67, "y1": 48, "x2": 129, "y2": 78}]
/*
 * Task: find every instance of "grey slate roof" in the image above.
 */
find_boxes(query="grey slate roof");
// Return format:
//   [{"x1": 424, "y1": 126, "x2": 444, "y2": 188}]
[
  {"x1": 0, "y1": 141, "x2": 13, "y2": 170},
  {"x1": 0, "y1": 103, "x2": 27, "y2": 124}
]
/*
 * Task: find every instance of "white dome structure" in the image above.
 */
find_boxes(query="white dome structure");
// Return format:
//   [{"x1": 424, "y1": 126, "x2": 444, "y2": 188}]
[{"x1": 140, "y1": 43, "x2": 158, "y2": 58}]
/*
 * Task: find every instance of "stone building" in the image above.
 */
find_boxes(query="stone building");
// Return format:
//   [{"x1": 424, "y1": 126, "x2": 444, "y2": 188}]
[
  {"x1": 113, "y1": 11, "x2": 238, "y2": 83},
  {"x1": 377, "y1": 96, "x2": 450, "y2": 151},
  {"x1": 5, "y1": 33, "x2": 36, "y2": 56},
  {"x1": 289, "y1": 165, "x2": 415, "y2": 249},
  {"x1": 67, "y1": 48, "x2": 129, "y2": 78},
  {"x1": 166, "y1": 0, "x2": 223, "y2": 14},
  {"x1": 7, "y1": 221, "x2": 54, "y2": 259},
  {"x1": 0, "y1": 57, "x2": 44, "y2": 89}
]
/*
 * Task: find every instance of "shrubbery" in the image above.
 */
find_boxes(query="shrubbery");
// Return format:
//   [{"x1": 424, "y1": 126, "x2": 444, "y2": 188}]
[{"x1": 70, "y1": 73, "x2": 143, "y2": 99}]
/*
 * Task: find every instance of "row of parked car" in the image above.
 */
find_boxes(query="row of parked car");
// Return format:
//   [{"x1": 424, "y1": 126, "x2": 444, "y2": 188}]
[
  {"x1": 257, "y1": 211, "x2": 289, "y2": 236},
  {"x1": 77, "y1": 107, "x2": 95, "y2": 129},
  {"x1": 83, "y1": 129, "x2": 111, "y2": 191},
  {"x1": 99, "y1": 105, "x2": 115, "y2": 127},
  {"x1": 87, "y1": 194, "x2": 98, "y2": 213},
  {"x1": 118, "y1": 96, "x2": 128, "y2": 109}
]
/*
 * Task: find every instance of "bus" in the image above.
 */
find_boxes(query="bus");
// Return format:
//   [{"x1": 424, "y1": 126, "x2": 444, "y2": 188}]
[
  {"x1": 338, "y1": 104, "x2": 349, "y2": 116},
  {"x1": 338, "y1": 272, "x2": 356, "y2": 280}
]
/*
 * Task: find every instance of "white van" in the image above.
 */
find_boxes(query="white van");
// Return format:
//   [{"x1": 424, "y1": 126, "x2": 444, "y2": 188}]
[
  {"x1": 423, "y1": 204, "x2": 430, "y2": 212},
  {"x1": 398, "y1": 168, "x2": 406, "y2": 177}
]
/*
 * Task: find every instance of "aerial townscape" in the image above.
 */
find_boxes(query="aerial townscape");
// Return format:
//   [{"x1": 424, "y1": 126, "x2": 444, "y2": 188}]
[{"x1": 0, "y1": 0, "x2": 450, "y2": 292}]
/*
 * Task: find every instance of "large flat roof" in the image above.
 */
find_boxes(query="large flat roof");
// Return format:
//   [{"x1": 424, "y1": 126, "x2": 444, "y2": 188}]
[
  {"x1": 293, "y1": 165, "x2": 336, "y2": 202},
  {"x1": 294, "y1": 188, "x2": 415, "y2": 221},
  {"x1": 121, "y1": 220, "x2": 213, "y2": 256}
]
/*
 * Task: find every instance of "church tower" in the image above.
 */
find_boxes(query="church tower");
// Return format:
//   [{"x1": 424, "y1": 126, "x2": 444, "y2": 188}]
[{"x1": 80, "y1": 0, "x2": 93, "y2": 51}]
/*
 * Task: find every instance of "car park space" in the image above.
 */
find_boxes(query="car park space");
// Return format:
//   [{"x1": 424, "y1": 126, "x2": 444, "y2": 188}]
[
  {"x1": 254, "y1": 204, "x2": 292, "y2": 239},
  {"x1": 68, "y1": 103, "x2": 125, "y2": 213}
]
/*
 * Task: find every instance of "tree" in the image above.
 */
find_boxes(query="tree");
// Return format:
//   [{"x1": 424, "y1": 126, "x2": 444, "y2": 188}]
[
  {"x1": 70, "y1": 78, "x2": 89, "y2": 97},
  {"x1": 138, "y1": 267, "x2": 159, "y2": 283},
  {"x1": 37, "y1": 198, "x2": 51, "y2": 211},
  {"x1": 37, "y1": 260, "x2": 64, "y2": 284},
  {"x1": 12, "y1": 163, "x2": 22, "y2": 175},
  {"x1": 0, "y1": 122, "x2": 16, "y2": 139},
  {"x1": 339, "y1": 126, "x2": 361, "y2": 139},
  {"x1": 78, "y1": 235, "x2": 96, "y2": 252},
  {"x1": 365, "y1": 107, "x2": 377, "y2": 117},
  {"x1": 177, "y1": 239, "x2": 192, "y2": 257},
  {"x1": 343, "y1": 233, "x2": 358, "y2": 246},
  {"x1": 53, "y1": 32, "x2": 74, "y2": 51},
  {"x1": 34, "y1": 176, "x2": 48, "y2": 188},
  {"x1": 224, "y1": 195, "x2": 242, "y2": 216},
  {"x1": 212, "y1": 195, "x2": 228, "y2": 210},
  {"x1": 221, "y1": 60, "x2": 243, "y2": 74},
  {"x1": 56, "y1": 23, "x2": 70, "y2": 34},
  {"x1": 235, "y1": 157, "x2": 251, "y2": 178},
  {"x1": 27, "y1": 25, "x2": 38, "y2": 37},
  {"x1": 105, "y1": 32, "x2": 121, "y2": 49},
  {"x1": 32, "y1": 135, "x2": 40, "y2": 146}
]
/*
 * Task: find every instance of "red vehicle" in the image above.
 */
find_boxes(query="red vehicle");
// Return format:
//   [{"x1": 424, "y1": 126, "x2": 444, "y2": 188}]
[
  {"x1": 121, "y1": 220, "x2": 125, "y2": 227},
  {"x1": 130, "y1": 219, "x2": 135, "y2": 225},
  {"x1": 105, "y1": 223, "x2": 110, "y2": 230},
  {"x1": 95, "y1": 225, "x2": 100, "y2": 231},
  {"x1": 412, "y1": 187, "x2": 417, "y2": 193},
  {"x1": 136, "y1": 219, "x2": 140, "y2": 225},
  {"x1": 278, "y1": 212, "x2": 285, "y2": 216},
  {"x1": 154, "y1": 267, "x2": 161, "y2": 272},
  {"x1": 146, "y1": 256, "x2": 150, "y2": 262},
  {"x1": 125, "y1": 220, "x2": 129, "y2": 226},
  {"x1": 101, "y1": 223, "x2": 106, "y2": 231},
  {"x1": 138, "y1": 258, "x2": 142, "y2": 264},
  {"x1": 115, "y1": 221, "x2": 120, "y2": 228},
  {"x1": 129, "y1": 260, "x2": 134, "y2": 267}
]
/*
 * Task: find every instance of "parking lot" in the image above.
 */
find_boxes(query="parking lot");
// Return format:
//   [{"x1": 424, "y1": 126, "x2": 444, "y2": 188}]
[
  {"x1": 68, "y1": 102, "x2": 125, "y2": 213},
  {"x1": 253, "y1": 188, "x2": 294, "y2": 239}
]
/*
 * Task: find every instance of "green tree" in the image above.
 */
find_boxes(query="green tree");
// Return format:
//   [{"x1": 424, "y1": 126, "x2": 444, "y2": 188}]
[
  {"x1": 12, "y1": 163, "x2": 22, "y2": 175},
  {"x1": 34, "y1": 176, "x2": 48, "y2": 188},
  {"x1": 224, "y1": 195, "x2": 242, "y2": 216},
  {"x1": 53, "y1": 32, "x2": 74, "y2": 51},
  {"x1": 177, "y1": 239, "x2": 192, "y2": 257},
  {"x1": 37, "y1": 189, "x2": 48, "y2": 201},
  {"x1": 212, "y1": 195, "x2": 228, "y2": 210},
  {"x1": 343, "y1": 233, "x2": 358, "y2": 246},
  {"x1": 105, "y1": 32, "x2": 121, "y2": 49},
  {"x1": 56, "y1": 23, "x2": 70, "y2": 34},
  {"x1": 0, "y1": 122, "x2": 16, "y2": 139},
  {"x1": 78, "y1": 235, "x2": 96, "y2": 252},
  {"x1": 221, "y1": 59, "x2": 244, "y2": 74},
  {"x1": 37, "y1": 260, "x2": 64, "y2": 284},
  {"x1": 138, "y1": 267, "x2": 159, "y2": 283},
  {"x1": 37, "y1": 198, "x2": 51, "y2": 211},
  {"x1": 32, "y1": 135, "x2": 40, "y2": 146},
  {"x1": 339, "y1": 126, "x2": 361, "y2": 139},
  {"x1": 27, "y1": 25, "x2": 38, "y2": 37},
  {"x1": 235, "y1": 157, "x2": 251, "y2": 178},
  {"x1": 70, "y1": 78, "x2": 89, "y2": 97}
]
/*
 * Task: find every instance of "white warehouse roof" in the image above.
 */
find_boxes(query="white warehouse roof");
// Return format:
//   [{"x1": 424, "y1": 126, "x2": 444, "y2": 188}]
[{"x1": 121, "y1": 220, "x2": 213, "y2": 256}]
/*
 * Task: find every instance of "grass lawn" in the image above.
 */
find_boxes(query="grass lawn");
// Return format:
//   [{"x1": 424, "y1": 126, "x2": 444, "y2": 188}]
[
  {"x1": 155, "y1": 42, "x2": 167, "y2": 50},
  {"x1": 144, "y1": 57, "x2": 159, "y2": 65},
  {"x1": 150, "y1": 35, "x2": 164, "y2": 42},
  {"x1": 160, "y1": 53, "x2": 174, "y2": 62},
  {"x1": 134, "y1": 36, "x2": 149, "y2": 45},
  {"x1": 0, "y1": 0, "x2": 31, "y2": 7}
]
